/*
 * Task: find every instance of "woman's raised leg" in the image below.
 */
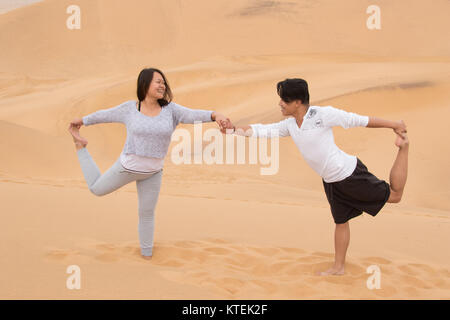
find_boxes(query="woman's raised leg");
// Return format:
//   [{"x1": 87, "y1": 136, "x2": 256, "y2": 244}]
[{"x1": 76, "y1": 147, "x2": 136, "y2": 196}]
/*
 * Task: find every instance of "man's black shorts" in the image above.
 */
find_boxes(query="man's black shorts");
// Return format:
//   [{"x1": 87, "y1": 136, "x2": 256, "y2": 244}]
[{"x1": 322, "y1": 158, "x2": 391, "y2": 224}]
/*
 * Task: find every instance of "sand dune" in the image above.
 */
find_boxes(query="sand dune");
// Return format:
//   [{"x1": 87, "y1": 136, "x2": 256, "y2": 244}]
[
  {"x1": 1, "y1": 0, "x2": 449, "y2": 78},
  {"x1": 0, "y1": 0, "x2": 449, "y2": 299}
]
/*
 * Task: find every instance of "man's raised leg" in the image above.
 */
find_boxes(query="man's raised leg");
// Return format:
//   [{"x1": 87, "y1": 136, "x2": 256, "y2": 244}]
[{"x1": 387, "y1": 133, "x2": 409, "y2": 203}]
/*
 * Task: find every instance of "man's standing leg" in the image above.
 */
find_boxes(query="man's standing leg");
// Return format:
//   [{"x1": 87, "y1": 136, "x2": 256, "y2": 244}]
[{"x1": 318, "y1": 222, "x2": 349, "y2": 276}]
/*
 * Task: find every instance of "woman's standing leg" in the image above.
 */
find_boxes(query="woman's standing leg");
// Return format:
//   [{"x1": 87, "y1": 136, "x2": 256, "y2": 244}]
[{"x1": 136, "y1": 170, "x2": 163, "y2": 258}]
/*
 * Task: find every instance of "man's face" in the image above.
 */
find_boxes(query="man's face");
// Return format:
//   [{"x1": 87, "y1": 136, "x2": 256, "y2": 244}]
[{"x1": 279, "y1": 99, "x2": 301, "y2": 116}]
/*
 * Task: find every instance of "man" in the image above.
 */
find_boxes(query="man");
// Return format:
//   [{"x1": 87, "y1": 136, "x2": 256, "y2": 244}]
[{"x1": 221, "y1": 78, "x2": 408, "y2": 276}]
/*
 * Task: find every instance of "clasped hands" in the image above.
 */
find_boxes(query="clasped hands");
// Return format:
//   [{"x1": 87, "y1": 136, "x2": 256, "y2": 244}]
[
  {"x1": 218, "y1": 118, "x2": 234, "y2": 134},
  {"x1": 212, "y1": 112, "x2": 235, "y2": 134}
]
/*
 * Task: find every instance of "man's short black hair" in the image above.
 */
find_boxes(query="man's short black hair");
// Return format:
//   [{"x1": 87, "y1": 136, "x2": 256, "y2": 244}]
[{"x1": 277, "y1": 78, "x2": 310, "y2": 105}]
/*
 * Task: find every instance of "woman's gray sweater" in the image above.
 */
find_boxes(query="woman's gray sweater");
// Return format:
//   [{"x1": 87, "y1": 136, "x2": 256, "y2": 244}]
[{"x1": 82, "y1": 100, "x2": 214, "y2": 158}]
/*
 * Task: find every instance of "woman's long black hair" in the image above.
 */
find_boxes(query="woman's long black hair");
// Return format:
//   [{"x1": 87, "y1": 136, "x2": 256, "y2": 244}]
[{"x1": 137, "y1": 68, "x2": 173, "y2": 107}]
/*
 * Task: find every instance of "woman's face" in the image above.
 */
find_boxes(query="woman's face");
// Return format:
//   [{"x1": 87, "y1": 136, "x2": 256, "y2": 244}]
[{"x1": 147, "y1": 72, "x2": 166, "y2": 100}]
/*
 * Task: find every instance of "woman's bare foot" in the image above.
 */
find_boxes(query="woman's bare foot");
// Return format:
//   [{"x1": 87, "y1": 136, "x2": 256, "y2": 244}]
[
  {"x1": 316, "y1": 265, "x2": 345, "y2": 276},
  {"x1": 68, "y1": 124, "x2": 88, "y2": 150}
]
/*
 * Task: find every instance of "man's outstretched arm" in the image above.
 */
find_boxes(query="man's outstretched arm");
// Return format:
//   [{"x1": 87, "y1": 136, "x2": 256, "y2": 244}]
[
  {"x1": 219, "y1": 118, "x2": 252, "y2": 136},
  {"x1": 323, "y1": 106, "x2": 407, "y2": 136},
  {"x1": 219, "y1": 119, "x2": 290, "y2": 138},
  {"x1": 367, "y1": 117, "x2": 407, "y2": 135}
]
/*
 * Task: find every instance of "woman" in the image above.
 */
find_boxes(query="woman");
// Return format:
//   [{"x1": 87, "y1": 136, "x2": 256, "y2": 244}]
[
  {"x1": 220, "y1": 78, "x2": 409, "y2": 276},
  {"x1": 68, "y1": 68, "x2": 228, "y2": 260}
]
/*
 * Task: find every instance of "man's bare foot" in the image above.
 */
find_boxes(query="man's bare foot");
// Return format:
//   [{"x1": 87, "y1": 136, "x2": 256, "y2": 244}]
[
  {"x1": 68, "y1": 124, "x2": 88, "y2": 149},
  {"x1": 316, "y1": 266, "x2": 345, "y2": 276},
  {"x1": 142, "y1": 255, "x2": 152, "y2": 260},
  {"x1": 395, "y1": 132, "x2": 409, "y2": 149}
]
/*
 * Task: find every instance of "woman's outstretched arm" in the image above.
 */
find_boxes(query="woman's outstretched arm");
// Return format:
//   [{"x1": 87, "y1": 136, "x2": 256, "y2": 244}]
[
  {"x1": 171, "y1": 102, "x2": 228, "y2": 131},
  {"x1": 81, "y1": 101, "x2": 130, "y2": 126},
  {"x1": 70, "y1": 101, "x2": 130, "y2": 128}
]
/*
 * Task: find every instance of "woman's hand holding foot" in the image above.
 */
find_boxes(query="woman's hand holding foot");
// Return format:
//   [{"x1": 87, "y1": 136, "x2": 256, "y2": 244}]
[{"x1": 68, "y1": 120, "x2": 88, "y2": 149}]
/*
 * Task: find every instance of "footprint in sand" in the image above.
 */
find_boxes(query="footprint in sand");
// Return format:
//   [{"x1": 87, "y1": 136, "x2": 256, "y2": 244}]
[
  {"x1": 362, "y1": 257, "x2": 392, "y2": 265},
  {"x1": 45, "y1": 242, "x2": 144, "y2": 264},
  {"x1": 44, "y1": 239, "x2": 450, "y2": 298},
  {"x1": 45, "y1": 249, "x2": 80, "y2": 261},
  {"x1": 153, "y1": 240, "x2": 341, "y2": 297},
  {"x1": 94, "y1": 252, "x2": 120, "y2": 262}
]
